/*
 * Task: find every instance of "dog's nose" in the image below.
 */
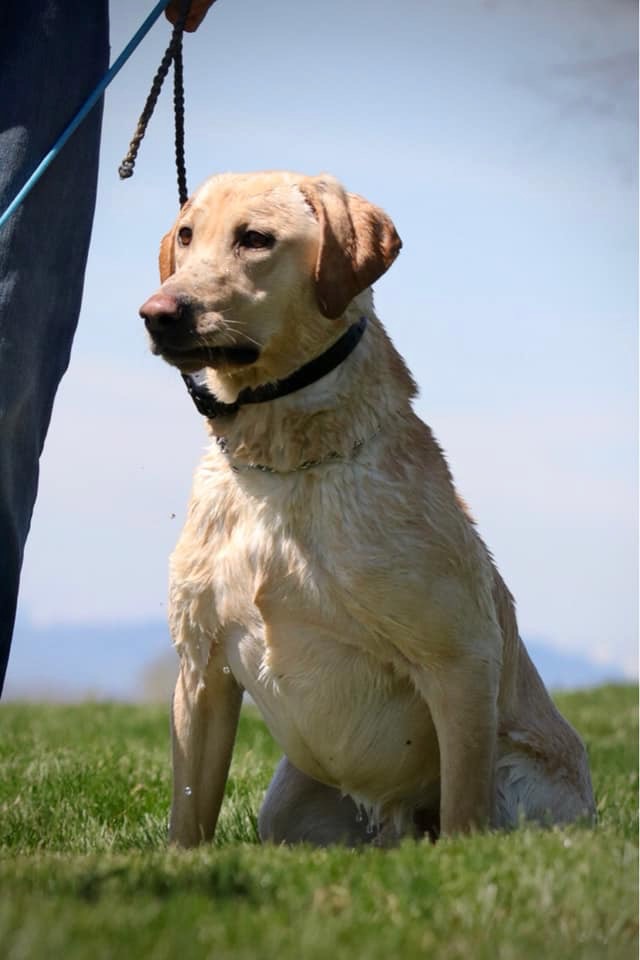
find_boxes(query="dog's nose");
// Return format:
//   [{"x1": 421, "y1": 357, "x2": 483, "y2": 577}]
[{"x1": 139, "y1": 292, "x2": 182, "y2": 334}]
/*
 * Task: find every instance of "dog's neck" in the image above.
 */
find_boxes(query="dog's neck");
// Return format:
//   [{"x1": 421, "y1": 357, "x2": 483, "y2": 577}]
[
  {"x1": 201, "y1": 306, "x2": 417, "y2": 474},
  {"x1": 183, "y1": 317, "x2": 368, "y2": 422}
]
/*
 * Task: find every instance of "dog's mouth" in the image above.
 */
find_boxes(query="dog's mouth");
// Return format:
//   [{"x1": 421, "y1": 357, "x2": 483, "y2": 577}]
[{"x1": 152, "y1": 341, "x2": 261, "y2": 373}]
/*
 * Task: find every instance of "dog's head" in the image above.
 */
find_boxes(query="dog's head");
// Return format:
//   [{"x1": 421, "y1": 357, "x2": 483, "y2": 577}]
[{"x1": 139, "y1": 172, "x2": 401, "y2": 380}]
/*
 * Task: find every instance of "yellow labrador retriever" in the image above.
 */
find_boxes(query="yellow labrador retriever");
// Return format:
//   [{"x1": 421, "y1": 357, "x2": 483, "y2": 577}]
[{"x1": 140, "y1": 171, "x2": 595, "y2": 847}]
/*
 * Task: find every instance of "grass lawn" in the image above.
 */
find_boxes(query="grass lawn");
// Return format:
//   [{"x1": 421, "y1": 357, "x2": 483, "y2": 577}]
[{"x1": 0, "y1": 685, "x2": 637, "y2": 959}]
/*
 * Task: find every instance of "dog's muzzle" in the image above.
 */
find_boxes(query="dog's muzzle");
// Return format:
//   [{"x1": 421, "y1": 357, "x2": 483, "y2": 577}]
[{"x1": 139, "y1": 292, "x2": 260, "y2": 370}]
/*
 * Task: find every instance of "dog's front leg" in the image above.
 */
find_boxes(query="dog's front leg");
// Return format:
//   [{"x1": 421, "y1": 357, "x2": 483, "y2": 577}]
[
  {"x1": 414, "y1": 650, "x2": 500, "y2": 836},
  {"x1": 169, "y1": 644, "x2": 243, "y2": 847}
]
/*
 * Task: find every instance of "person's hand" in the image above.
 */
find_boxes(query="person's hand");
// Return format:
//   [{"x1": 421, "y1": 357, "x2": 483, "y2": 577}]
[{"x1": 165, "y1": 0, "x2": 218, "y2": 33}]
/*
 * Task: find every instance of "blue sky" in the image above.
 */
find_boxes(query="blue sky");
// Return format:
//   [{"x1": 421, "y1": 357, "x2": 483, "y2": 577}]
[{"x1": 6, "y1": 0, "x2": 638, "y2": 695}]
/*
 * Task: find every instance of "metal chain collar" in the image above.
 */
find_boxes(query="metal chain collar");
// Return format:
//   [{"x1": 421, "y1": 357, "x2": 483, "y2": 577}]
[{"x1": 215, "y1": 428, "x2": 381, "y2": 475}]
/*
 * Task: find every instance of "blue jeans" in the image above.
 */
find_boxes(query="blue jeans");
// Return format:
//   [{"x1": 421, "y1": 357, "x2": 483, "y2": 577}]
[{"x1": 0, "y1": 2, "x2": 110, "y2": 694}]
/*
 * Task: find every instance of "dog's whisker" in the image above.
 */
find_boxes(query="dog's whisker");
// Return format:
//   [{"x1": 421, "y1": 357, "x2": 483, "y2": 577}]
[
  {"x1": 222, "y1": 328, "x2": 264, "y2": 351},
  {"x1": 234, "y1": 332, "x2": 264, "y2": 349}
]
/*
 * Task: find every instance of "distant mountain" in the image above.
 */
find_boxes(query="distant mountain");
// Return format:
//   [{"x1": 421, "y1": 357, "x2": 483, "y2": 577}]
[
  {"x1": 6, "y1": 617, "x2": 175, "y2": 701},
  {"x1": 522, "y1": 638, "x2": 624, "y2": 691},
  {"x1": 4, "y1": 617, "x2": 629, "y2": 701}
]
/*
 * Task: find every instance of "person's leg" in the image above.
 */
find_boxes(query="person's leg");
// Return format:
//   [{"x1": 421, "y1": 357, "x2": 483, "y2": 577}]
[{"x1": 0, "y1": 1, "x2": 110, "y2": 694}]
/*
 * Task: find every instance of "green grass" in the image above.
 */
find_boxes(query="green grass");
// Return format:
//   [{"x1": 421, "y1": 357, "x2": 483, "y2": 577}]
[{"x1": 0, "y1": 686, "x2": 637, "y2": 959}]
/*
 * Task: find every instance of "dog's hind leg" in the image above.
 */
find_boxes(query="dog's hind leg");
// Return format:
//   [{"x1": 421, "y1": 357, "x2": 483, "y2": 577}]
[
  {"x1": 494, "y1": 739, "x2": 596, "y2": 829},
  {"x1": 258, "y1": 756, "x2": 372, "y2": 847}
]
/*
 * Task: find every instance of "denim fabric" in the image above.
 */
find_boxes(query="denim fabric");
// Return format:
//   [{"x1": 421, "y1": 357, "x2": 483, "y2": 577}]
[{"x1": 0, "y1": 2, "x2": 110, "y2": 693}]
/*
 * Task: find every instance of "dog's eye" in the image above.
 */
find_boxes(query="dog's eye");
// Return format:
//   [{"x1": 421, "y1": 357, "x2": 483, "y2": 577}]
[
  {"x1": 238, "y1": 230, "x2": 275, "y2": 250},
  {"x1": 178, "y1": 226, "x2": 193, "y2": 247}
]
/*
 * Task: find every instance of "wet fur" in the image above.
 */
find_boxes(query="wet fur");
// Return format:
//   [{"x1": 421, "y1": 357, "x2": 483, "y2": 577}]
[{"x1": 140, "y1": 171, "x2": 595, "y2": 847}]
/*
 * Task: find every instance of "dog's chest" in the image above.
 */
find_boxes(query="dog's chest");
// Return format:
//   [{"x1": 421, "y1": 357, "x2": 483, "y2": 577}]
[
  {"x1": 172, "y1": 464, "x2": 442, "y2": 808},
  {"x1": 226, "y1": 619, "x2": 439, "y2": 811},
  {"x1": 191, "y1": 463, "x2": 429, "y2": 654}
]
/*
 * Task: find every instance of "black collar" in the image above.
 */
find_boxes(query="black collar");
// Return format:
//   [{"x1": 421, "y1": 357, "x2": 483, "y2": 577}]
[{"x1": 182, "y1": 316, "x2": 368, "y2": 419}]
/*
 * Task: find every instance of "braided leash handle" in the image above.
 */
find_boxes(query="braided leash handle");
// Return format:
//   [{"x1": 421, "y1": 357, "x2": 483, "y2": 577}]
[
  {"x1": 172, "y1": 31, "x2": 188, "y2": 206},
  {"x1": 118, "y1": 1, "x2": 191, "y2": 207}
]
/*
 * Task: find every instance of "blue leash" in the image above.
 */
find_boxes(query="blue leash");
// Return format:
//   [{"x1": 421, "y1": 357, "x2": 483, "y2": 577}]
[{"x1": 0, "y1": 0, "x2": 171, "y2": 232}]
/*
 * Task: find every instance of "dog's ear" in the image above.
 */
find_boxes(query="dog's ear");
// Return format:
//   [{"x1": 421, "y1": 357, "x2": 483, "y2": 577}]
[
  {"x1": 159, "y1": 225, "x2": 176, "y2": 282},
  {"x1": 299, "y1": 175, "x2": 402, "y2": 319}
]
